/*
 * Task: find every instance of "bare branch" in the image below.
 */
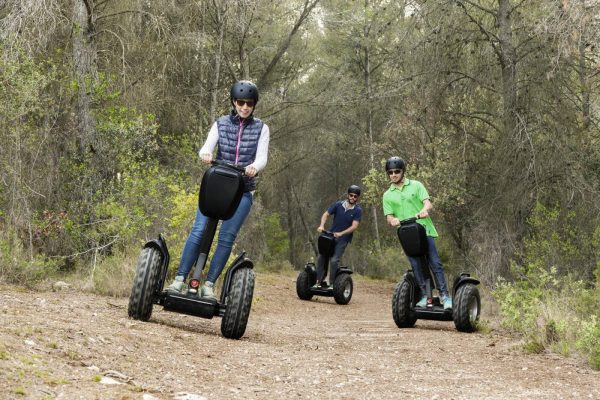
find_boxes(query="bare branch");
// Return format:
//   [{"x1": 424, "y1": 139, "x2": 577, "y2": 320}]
[
  {"x1": 455, "y1": 0, "x2": 496, "y2": 15},
  {"x1": 94, "y1": 9, "x2": 156, "y2": 23},
  {"x1": 257, "y1": 0, "x2": 320, "y2": 89}
]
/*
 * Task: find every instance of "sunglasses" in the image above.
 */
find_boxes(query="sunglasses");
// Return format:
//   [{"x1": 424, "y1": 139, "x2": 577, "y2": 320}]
[
  {"x1": 234, "y1": 99, "x2": 255, "y2": 108},
  {"x1": 348, "y1": 193, "x2": 359, "y2": 198},
  {"x1": 387, "y1": 169, "x2": 403, "y2": 175}
]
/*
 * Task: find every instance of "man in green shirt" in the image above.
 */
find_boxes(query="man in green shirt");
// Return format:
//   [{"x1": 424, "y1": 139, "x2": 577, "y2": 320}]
[{"x1": 382, "y1": 156, "x2": 452, "y2": 310}]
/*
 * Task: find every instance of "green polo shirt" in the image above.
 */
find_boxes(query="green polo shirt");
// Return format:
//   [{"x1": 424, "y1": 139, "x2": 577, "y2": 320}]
[{"x1": 382, "y1": 178, "x2": 438, "y2": 237}]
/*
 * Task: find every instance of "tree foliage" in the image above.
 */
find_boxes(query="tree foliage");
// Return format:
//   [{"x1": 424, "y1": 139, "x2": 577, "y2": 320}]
[{"x1": 0, "y1": 0, "x2": 598, "y2": 295}]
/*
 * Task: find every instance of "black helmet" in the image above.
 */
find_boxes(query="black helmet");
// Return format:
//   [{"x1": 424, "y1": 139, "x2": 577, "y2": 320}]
[
  {"x1": 230, "y1": 80, "x2": 259, "y2": 104},
  {"x1": 347, "y1": 185, "x2": 361, "y2": 196},
  {"x1": 385, "y1": 156, "x2": 405, "y2": 172}
]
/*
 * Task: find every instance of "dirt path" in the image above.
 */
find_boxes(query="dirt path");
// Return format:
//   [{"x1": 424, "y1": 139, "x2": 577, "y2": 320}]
[{"x1": 1, "y1": 273, "x2": 599, "y2": 399}]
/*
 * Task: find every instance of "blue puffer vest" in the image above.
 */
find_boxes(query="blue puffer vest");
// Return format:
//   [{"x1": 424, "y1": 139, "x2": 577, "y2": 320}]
[{"x1": 216, "y1": 111, "x2": 264, "y2": 192}]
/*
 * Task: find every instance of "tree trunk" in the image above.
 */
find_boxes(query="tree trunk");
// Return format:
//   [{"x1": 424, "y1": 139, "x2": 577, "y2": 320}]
[
  {"x1": 578, "y1": 22, "x2": 591, "y2": 131},
  {"x1": 209, "y1": 4, "x2": 227, "y2": 123},
  {"x1": 363, "y1": 33, "x2": 382, "y2": 253},
  {"x1": 497, "y1": 0, "x2": 518, "y2": 140},
  {"x1": 284, "y1": 189, "x2": 297, "y2": 266},
  {"x1": 290, "y1": 182, "x2": 318, "y2": 257},
  {"x1": 72, "y1": 0, "x2": 98, "y2": 155}
]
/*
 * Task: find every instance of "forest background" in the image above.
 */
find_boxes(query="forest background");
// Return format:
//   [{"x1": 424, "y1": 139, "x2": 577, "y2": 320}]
[{"x1": 1, "y1": 0, "x2": 599, "y2": 368}]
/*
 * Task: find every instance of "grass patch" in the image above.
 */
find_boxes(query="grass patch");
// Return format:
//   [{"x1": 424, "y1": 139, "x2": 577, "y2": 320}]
[
  {"x1": 0, "y1": 342, "x2": 9, "y2": 360},
  {"x1": 494, "y1": 264, "x2": 600, "y2": 369},
  {"x1": 523, "y1": 338, "x2": 545, "y2": 354}
]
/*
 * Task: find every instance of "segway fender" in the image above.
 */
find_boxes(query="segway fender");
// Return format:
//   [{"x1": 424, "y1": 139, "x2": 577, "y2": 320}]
[
  {"x1": 143, "y1": 234, "x2": 170, "y2": 294},
  {"x1": 402, "y1": 270, "x2": 417, "y2": 300},
  {"x1": 402, "y1": 269, "x2": 416, "y2": 285},
  {"x1": 221, "y1": 252, "x2": 254, "y2": 303},
  {"x1": 452, "y1": 273, "x2": 480, "y2": 297},
  {"x1": 304, "y1": 262, "x2": 317, "y2": 280},
  {"x1": 338, "y1": 267, "x2": 353, "y2": 275}
]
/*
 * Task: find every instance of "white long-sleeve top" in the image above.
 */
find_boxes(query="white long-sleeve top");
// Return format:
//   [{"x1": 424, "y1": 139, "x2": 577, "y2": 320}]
[{"x1": 199, "y1": 120, "x2": 270, "y2": 171}]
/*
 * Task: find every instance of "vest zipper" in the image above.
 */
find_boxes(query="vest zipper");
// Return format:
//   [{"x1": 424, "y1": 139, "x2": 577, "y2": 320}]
[{"x1": 235, "y1": 119, "x2": 245, "y2": 164}]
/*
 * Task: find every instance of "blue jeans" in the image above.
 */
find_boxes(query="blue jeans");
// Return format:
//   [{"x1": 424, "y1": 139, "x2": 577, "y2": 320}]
[
  {"x1": 316, "y1": 239, "x2": 349, "y2": 284},
  {"x1": 176, "y1": 192, "x2": 253, "y2": 283},
  {"x1": 407, "y1": 236, "x2": 449, "y2": 298}
]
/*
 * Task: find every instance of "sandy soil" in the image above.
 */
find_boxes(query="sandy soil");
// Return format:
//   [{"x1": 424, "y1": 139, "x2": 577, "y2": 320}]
[{"x1": 1, "y1": 272, "x2": 599, "y2": 400}]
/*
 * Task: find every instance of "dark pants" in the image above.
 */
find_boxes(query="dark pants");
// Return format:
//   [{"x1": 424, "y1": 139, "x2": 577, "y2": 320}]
[
  {"x1": 316, "y1": 239, "x2": 349, "y2": 284},
  {"x1": 407, "y1": 236, "x2": 449, "y2": 298}
]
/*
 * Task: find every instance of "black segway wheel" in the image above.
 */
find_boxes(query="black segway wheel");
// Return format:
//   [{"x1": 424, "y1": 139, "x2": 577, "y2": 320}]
[
  {"x1": 221, "y1": 267, "x2": 255, "y2": 339},
  {"x1": 128, "y1": 247, "x2": 162, "y2": 321},
  {"x1": 392, "y1": 280, "x2": 417, "y2": 328},
  {"x1": 296, "y1": 270, "x2": 314, "y2": 301},
  {"x1": 453, "y1": 283, "x2": 480, "y2": 332},
  {"x1": 333, "y1": 273, "x2": 353, "y2": 305}
]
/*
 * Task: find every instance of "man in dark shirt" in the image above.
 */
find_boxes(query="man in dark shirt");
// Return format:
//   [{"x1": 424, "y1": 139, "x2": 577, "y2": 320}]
[{"x1": 315, "y1": 185, "x2": 363, "y2": 287}]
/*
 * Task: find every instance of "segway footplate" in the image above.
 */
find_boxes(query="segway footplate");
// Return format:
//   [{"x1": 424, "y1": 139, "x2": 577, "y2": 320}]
[{"x1": 161, "y1": 291, "x2": 225, "y2": 318}]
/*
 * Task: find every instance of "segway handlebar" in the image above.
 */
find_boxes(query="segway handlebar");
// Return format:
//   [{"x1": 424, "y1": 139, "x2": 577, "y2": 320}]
[
  {"x1": 400, "y1": 216, "x2": 420, "y2": 225},
  {"x1": 211, "y1": 160, "x2": 247, "y2": 174}
]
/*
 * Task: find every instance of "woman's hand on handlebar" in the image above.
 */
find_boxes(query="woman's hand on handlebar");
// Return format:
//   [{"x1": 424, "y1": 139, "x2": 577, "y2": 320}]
[
  {"x1": 416, "y1": 210, "x2": 429, "y2": 219},
  {"x1": 200, "y1": 153, "x2": 213, "y2": 164},
  {"x1": 317, "y1": 226, "x2": 325, "y2": 233},
  {"x1": 244, "y1": 164, "x2": 257, "y2": 177}
]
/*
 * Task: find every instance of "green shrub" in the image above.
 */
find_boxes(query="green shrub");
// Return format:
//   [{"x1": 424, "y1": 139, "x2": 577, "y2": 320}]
[
  {"x1": 89, "y1": 249, "x2": 139, "y2": 297},
  {"x1": 260, "y1": 213, "x2": 289, "y2": 263},
  {"x1": 523, "y1": 338, "x2": 545, "y2": 354},
  {"x1": 0, "y1": 228, "x2": 61, "y2": 286},
  {"x1": 165, "y1": 183, "x2": 197, "y2": 276},
  {"x1": 576, "y1": 316, "x2": 600, "y2": 370},
  {"x1": 362, "y1": 245, "x2": 405, "y2": 281},
  {"x1": 494, "y1": 261, "x2": 600, "y2": 369}
]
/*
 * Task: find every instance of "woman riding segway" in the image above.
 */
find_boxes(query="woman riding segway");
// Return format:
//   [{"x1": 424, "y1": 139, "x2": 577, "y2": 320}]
[{"x1": 128, "y1": 80, "x2": 270, "y2": 339}]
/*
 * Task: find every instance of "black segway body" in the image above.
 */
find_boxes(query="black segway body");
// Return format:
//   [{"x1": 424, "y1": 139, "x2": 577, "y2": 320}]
[
  {"x1": 296, "y1": 231, "x2": 353, "y2": 305},
  {"x1": 392, "y1": 217, "x2": 481, "y2": 332},
  {"x1": 128, "y1": 161, "x2": 255, "y2": 339}
]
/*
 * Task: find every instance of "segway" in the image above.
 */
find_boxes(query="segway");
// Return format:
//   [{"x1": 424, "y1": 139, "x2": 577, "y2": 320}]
[
  {"x1": 296, "y1": 231, "x2": 353, "y2": 305},
  {"x1": 392, "y1": 217, "x2": 480, "y2": 332},
  {"x1": 127, "y1": 160, "x2": 255, "y2": 339}
]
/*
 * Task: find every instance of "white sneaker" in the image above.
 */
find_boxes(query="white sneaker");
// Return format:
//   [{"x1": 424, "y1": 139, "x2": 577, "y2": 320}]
[
  {"x1": 201, "y1": 282, "x2": 217, "y2": 299},
  {"x1": 415, "y1": 296, "x2": 427, "y2": 308},
  {"x1": 166, "y1": 276, "x2": 184, "y2": 292},
  {"x1": 442, "y1": 296, "x2": 453, "y2": 310}
]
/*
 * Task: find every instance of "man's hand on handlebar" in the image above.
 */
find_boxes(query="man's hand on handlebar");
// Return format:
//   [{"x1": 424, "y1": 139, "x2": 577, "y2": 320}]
[
  {"x1": 416, "y1": 210, "x2": 429, "y2": 219},
  {"x1": 317, "y1": 226, "x2": 325, "y2": 233},
  {"x1": 389, "y1": 217, "x2": 401, "y2": 227}
]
